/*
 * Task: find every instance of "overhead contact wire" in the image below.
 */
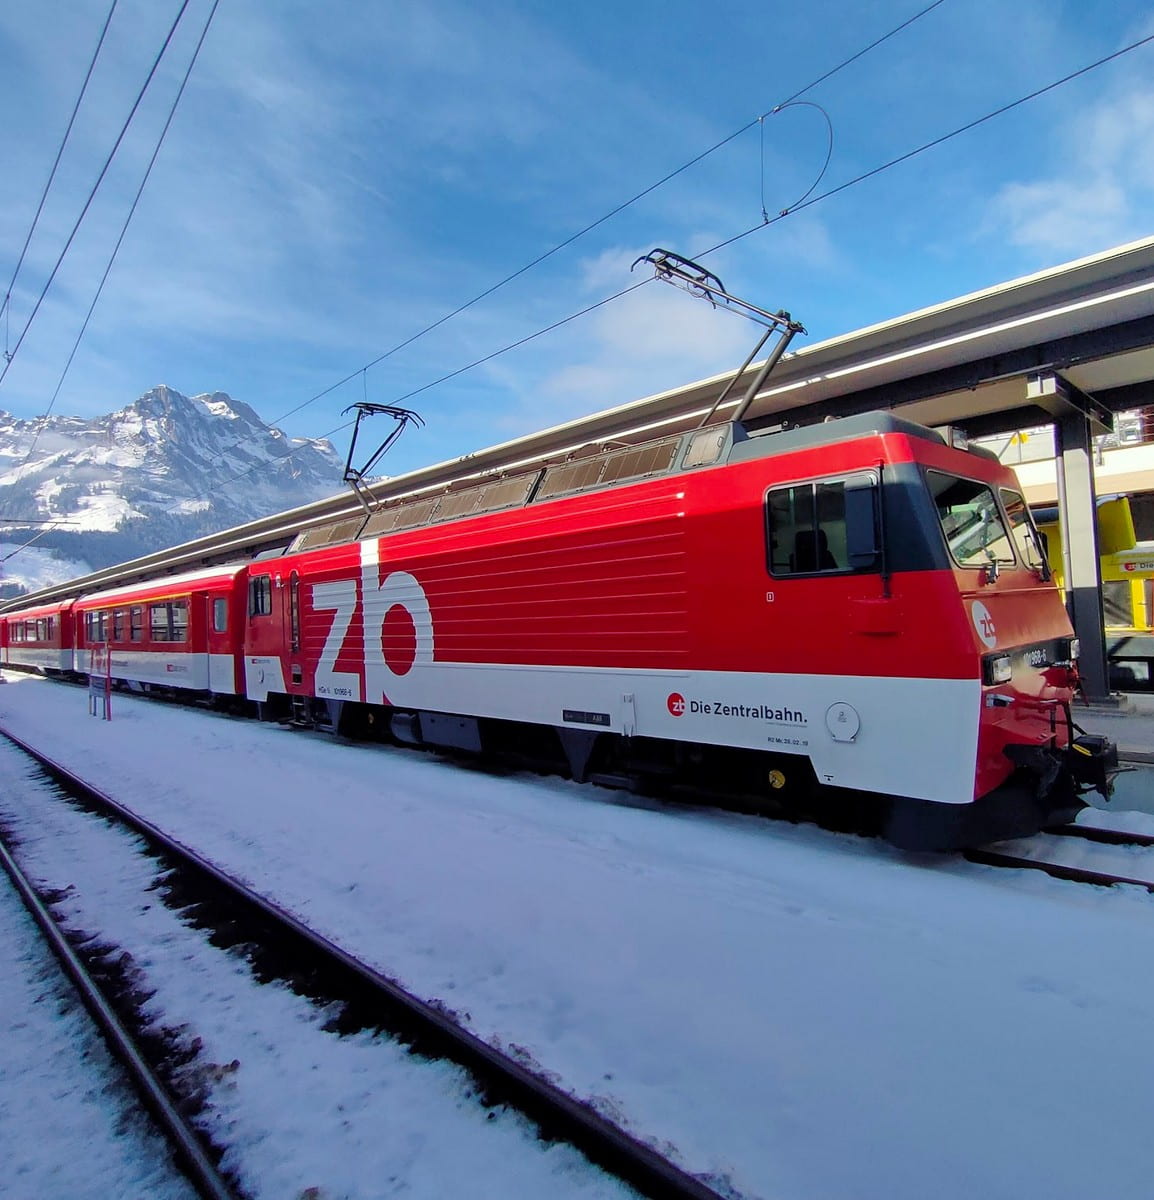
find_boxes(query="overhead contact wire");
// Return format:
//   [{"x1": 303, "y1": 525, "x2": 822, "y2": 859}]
[
  {"x1": 0, "y1": 0, "x2": 215, "y2": 531},
  {"x1": 205, "y1": 0, "x2": 953, "y2": 448},
  {"x1": 0, "y1": 0, "x2": 193, "y2": 389},
  {"x1": 365, "y1": 27, "x2": 1154, "y2": 423},
  {"x1": 27, "y1": 0, "x2": 222, "y2": 458},
  {"x1": 157, "y1": 20, "x2": 1154, "y2": 514},
  {"x1": 1, "y1": 0, "x2": 119, "y2": 358},
  {"x1": 6, "y1": 2, "x2": 951, "y2": 553},
  {"x1": 773, "y1": 0, "x2": 948, "y2": 108},
  {"x1": 701, "y1": 28, "x2": 1154, "y2": 260}
]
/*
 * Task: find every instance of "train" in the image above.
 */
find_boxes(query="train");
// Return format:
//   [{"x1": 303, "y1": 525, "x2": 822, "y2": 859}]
[
  {"x1": 0, "y1": 409, "x2": 1118, "y2": 851},
  {"x1": 1034, "y1": 496, "x2": 1154, "y2": 691}
]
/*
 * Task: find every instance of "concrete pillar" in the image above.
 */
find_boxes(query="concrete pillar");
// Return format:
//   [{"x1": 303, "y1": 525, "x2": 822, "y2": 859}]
[{"x1": 1054, "y1": 411, "x2": 1112, "y2": 702}]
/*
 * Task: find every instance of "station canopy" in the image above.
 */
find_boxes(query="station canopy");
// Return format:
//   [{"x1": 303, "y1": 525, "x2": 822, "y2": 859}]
[{"x1": 5, "y1": 234, "x2": 1154, "y2": 609}]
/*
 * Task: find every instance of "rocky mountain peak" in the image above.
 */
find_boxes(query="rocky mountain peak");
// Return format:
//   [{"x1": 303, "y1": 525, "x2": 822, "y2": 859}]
[{"x1": 0, "y1": 386, "x2": 346, "y2": 596}]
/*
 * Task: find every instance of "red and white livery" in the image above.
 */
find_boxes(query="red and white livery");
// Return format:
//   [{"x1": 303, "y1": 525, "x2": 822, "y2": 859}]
[
  {"x1": 240, "y1": 411, "x2": 1114, "y2": 849},
  {"x1": 0, "y1": 411, "x2": 1116, "y2": 850},
  {"x1": 1, "y1": 599, "x2": 74, "y2": 674},
  {"x1": 71, "y1": 565, "x2": 247, "y2": 696}
]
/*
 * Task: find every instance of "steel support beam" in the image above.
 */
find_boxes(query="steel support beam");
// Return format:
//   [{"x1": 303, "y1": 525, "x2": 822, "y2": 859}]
[
  {"x1": 1050, "y1": 375, "x2": 1112, "y2": 702},
  {"x1": 745, "y1": 313, "x2": 1154, "y2": 435}
]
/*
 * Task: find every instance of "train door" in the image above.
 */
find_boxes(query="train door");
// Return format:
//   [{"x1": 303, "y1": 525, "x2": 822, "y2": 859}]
[
  {"x1": 283, "y1": 569, "x2": 304, "y2": 692},
  {"x1": 206, "y1": 591, "x2": 236, "y2": 694}
]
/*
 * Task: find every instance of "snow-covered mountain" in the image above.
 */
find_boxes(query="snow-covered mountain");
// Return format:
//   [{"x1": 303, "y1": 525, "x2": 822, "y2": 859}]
[{"x1": 0, "y1": 386, "x2": 345, "y2": 596}]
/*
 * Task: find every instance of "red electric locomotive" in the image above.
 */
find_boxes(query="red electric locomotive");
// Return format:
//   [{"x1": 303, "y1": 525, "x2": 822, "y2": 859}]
[
  {"x1": 240, "y1": 409, "x2": 1115, "y2": 850},
  {"x1": 71, "y1": 565, "x2": 248, "y2": 697}
]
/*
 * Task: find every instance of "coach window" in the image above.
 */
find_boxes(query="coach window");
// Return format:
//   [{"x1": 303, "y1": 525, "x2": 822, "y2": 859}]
[
  {"x1": 212, "y1": 597, "x2": 228, "y2": 633},
  {"x1": 767, "y1": 479, "x2": 852, "y2": 576},
  {"x1": 46, "y1": 617, "x2": 54, "y2": 639},
  {"x1": 150, "y1": 603, "x2": 171, "y2": 642},
  {"x1": 929, "y1": 472, "x2": 1015, "y2": 569},
  {"x1": 171, "y1": 600, "x2": 188, "y2": 643},
  {"x1": 112, "y1": 610, "x2": 126, "y2": 642},
  {"x1": 130, "y1": 606, "x2": 143, "y2": 642},
  {"x1": 249, "y1": 574, "x2": 272, "y2": 617}
]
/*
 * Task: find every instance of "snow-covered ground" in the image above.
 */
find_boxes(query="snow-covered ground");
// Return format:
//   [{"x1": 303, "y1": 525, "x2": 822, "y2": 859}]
[
  {"x1": 0, "y1": 735, "x2": 630, "y2": 1200},
  {"x1": 0, "y1": 825, "x2": 196, "y2": 1199},
  {"x1": 2, "y1": 671, "x2": 1154, "y2": 1200}
]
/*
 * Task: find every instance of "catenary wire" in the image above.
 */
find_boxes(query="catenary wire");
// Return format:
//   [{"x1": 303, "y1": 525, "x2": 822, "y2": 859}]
[
  {"x1": 11, "y1": 13, "x2": 1151, "y2": 554},
  {"x1": 3, "y1": 0, "x2": 222, "y2": 498},
  {"x1": 1, "y1": 1, "x2": 119, "y2": 360},
  {"x1": 765, "y1": 101, "x2": 834, "y2": 217},
  {"x1": 0, "y1": 0, "x2": 193, "y2": 389},
  {"x1": 3, "y1": 2, "x2": 950, "y2": 554},
  {"x1": 774, "y1": 0, "x2": 948, "y2": 108},
  {"x1": 117, "y1": 21, "x2": 1154, "y2": 530},
  {"x1": 701, "y1": 28, "x2": 1154, "y2": 257},
  {"x1": 170, "y1": 0, "x2": 954, "y2": 455},
  {"x1": 298, "y1": 26, "x2": 1152, "y2": 427}
]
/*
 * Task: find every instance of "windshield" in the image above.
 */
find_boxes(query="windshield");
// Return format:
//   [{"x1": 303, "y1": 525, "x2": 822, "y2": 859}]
[
  {"x1": 928, "y1": 472, "x2": 1015, "y2": 569},
  {"x1": 1000, "y1": 489, "x2": 1047, "y2": 571}
]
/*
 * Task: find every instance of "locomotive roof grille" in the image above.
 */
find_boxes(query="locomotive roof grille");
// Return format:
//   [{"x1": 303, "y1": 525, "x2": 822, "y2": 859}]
[
  {"x1": 536, "y1": 437, "x2": 682, "y2": 501},
  {"x1": 283, "y1": 411, "x2": 975, "y2": 557}
]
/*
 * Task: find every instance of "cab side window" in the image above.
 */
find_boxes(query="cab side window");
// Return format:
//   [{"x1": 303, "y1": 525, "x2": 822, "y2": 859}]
[{"x1": 768, "y1": 480, "x2": 848, "y2": 576}]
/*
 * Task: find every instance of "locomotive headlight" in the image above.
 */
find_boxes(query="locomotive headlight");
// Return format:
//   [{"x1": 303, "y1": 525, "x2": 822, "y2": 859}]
[
  {"x1": 984, "y1": 654, "x2": 1013, "y2": 685},
  {"x1": 1069, "y1": 638, "x2": 1080, "y2": 661}
]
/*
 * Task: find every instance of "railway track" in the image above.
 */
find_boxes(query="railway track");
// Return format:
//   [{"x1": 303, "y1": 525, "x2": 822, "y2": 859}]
[
  {"x1": 0, "y1": 811, "x2": 238, "y2": 1199},
  {"x1": 0, "y1": 724, "x2": 726, "y2": 1200},
  {"x1": 966, "y1": 821, "x2": 1154, "y2": 891}
]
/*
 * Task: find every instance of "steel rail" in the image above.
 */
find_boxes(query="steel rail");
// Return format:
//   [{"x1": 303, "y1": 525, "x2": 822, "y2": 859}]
[
  {"x1": 965, "y1": 846, "x2": 1154, "y2": 891},
  {"x1": 0, "y1": 723, "x2": 726, "y2": 1200},
  {"x1": 0, "y1": 820, "x2": 238, "y2": 1200},
  {"x1": 1044, "y1": 823, "x2": 1154, "y2": 848}
]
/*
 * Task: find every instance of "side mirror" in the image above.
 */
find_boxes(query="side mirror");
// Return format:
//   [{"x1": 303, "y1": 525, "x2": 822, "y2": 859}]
[{"x1": 1035, "y1": 529, "x2": 1053, "y2": 581}]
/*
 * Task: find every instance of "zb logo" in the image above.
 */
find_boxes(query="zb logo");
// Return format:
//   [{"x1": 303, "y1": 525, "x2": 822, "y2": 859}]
[
  {"x1": 667, "y1": 692, "x2": 686, "y2": 717},
  {"x1": 971, "y1": 600, "x2": 997, "y2": 648}
]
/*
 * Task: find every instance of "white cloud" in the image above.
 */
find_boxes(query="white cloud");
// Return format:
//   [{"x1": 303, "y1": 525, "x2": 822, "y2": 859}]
[
  {"x1": 986, "y1": 82, "x2": 1154, "y2": 256},
  {"x1": 533, "y1": 268, "x2": 756, "y2": 423}
]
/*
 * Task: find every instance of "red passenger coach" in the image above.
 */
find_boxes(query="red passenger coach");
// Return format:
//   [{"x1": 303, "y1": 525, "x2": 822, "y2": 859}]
[
  {"x1": 0, "y1": 600, "x2": 74, "y2": 674},
  {"x1": 74, "y1": 565, "x2": 247, "y2": 696},
  {"x1": 242, "y1": 411, "x2": 1116, "y2": 850}
]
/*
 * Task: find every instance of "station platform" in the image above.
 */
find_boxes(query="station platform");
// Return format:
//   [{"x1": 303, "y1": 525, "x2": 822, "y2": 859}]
[{"x1": 1076, "y1": 693, "x2": 1154, "y2": 764}]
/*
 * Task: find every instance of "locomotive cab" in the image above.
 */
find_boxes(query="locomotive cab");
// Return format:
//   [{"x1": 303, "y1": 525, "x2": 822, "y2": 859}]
[{"x1": 881, "y1": 442, "x2": 1117, "y2": 849}]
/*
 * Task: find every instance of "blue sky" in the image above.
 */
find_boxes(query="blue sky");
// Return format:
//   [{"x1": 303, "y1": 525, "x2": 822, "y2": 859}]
[{"x1": 1, "y1": 0, "x2": 1152, "y2": 481}]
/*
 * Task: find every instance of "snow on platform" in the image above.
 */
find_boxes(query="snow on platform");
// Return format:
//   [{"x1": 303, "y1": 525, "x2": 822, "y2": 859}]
[{"x1": 3, "y1": 671, "x2": 1154, "y2": 1200}]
